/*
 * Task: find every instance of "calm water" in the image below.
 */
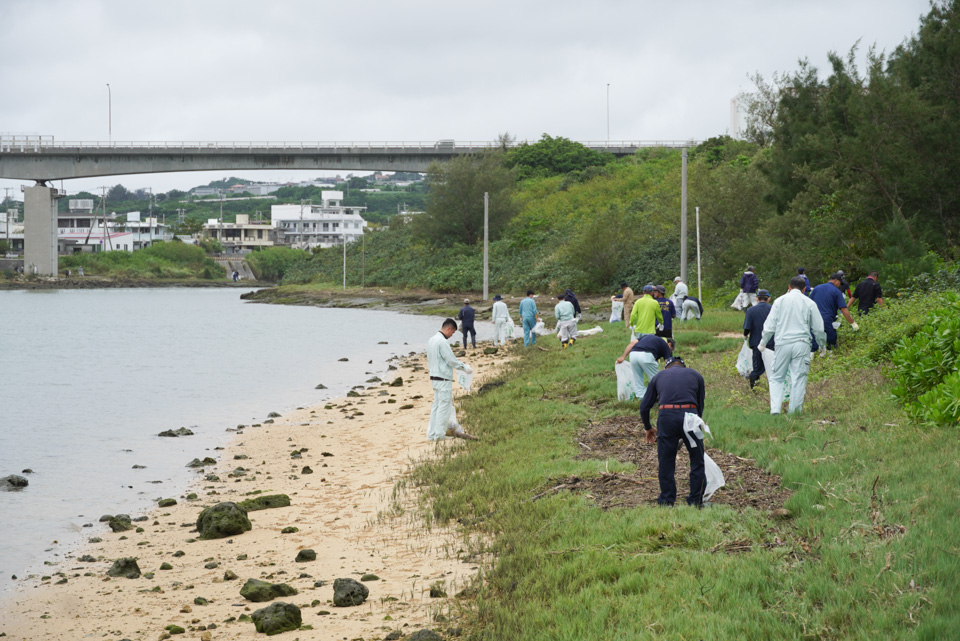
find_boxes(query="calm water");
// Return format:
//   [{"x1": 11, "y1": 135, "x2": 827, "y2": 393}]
[{"x1": 0, "y1": 288, "x2": 490, "y2": 586}]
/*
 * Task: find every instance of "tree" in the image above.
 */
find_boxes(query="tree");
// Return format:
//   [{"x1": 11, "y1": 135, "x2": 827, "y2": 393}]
[
  {"x1": 504, "y1": 134, "x2": 616, "y2": 180},
  {"x1": 414, "y1": 151, "x2": 518, "y2": 246},
  {"x1": 107, "y1": 184, "x2": 132, "y2": 203}
]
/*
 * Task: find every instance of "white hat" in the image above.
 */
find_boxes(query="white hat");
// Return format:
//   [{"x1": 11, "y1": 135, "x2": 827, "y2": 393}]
[{"x1": 674, "y1": 277, "x2": 682, "y2": 282}]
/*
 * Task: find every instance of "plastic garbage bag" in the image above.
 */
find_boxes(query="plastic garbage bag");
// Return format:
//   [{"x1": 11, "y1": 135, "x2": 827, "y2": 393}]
[
  {"x1": 731, "y1": 291, "x2": 747, "y2": 311},
  {"x1": 615, "y1": 362, "x2": 635, "y2": 401},
  {"x1": 832, "y1": 320, "x2": 841, "y2": 330},
  {"x1": 610, "y1": 300, "x2": 624, "y2": 323},
  {"x1": 455, "y1": 369, "x2": 473, "y2": 393},
  {"x1": 703, "y1": 453, "x2": 725, "y2": 501},
  {"x1": 736, "y1": 341, "x2": 752, "y2": 378},
  {"x1": 533, "y1": 320, "x2": 553, "y2": 336},
  {"x1": 506, "y1": 316, "x2": 516, "y2": 340},
  {"x1": 578, "y1": 326, "x2": 604, "y2": 337}
]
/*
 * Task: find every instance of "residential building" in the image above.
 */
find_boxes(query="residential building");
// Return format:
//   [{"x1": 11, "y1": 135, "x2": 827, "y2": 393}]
[
  {"x1": 271, "y1": 191, "x2": 367, "y2": 250},
  {"x1": 202, "y1": 214, "x2": 276, "y2": 254}
]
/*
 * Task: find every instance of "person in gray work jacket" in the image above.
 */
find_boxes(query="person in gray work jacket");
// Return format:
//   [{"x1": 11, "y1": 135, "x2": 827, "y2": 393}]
[{"x1": 426, "y1": 319, "x2": 478, "y2": 441}]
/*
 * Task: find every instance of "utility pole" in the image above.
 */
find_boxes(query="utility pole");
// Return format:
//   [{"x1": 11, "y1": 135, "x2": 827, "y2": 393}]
[
  {"x1": 483, "y1": 192, "x2": 489, "y2": 300},
  {"x1": 606, "y1": 83, "x2": 610, "y2": 143},
  {"x1": 106, "y1": 83, "x2": 112, "y2": 142},
  {"x1": 696, "y1": 206, "x2": 702, "y2": 300},
  {"x1": 680, "y1": 148, "x2": 688, "y2": 285}
]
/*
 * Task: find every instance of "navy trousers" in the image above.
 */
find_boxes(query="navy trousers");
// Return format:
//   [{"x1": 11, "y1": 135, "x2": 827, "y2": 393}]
[
  {"x1": 748, "y1": 346, "x2": 765, "y2": 386},
  {"x1": 462, "y1": 324, "x2": 476, "y2": 348},
  {"x1": 656, "y1": 409, "x2": 706, "y2": 506}
]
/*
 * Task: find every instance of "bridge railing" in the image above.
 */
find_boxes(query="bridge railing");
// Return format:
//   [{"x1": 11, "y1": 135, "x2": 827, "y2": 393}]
[{"x1": 0, "y1": 139, "x2": 701, "y2": 153}]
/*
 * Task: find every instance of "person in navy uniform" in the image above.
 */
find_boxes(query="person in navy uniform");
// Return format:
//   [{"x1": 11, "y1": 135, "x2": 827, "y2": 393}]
[
  {"x1": 743, "y1": 289, "x2": 775, "y2": 389},
  {"x1": 652, "y1": 286, "x2": 675, "y2": 338},
  {"x1": 457, "y1": 299, "x2": 477, "y2": 349},
  {"x1": 640, "y1": 356, "x2": 707, "y2": 507}
]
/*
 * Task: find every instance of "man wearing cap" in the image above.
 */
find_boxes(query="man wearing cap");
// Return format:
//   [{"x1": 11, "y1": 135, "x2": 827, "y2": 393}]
[
  {"x1": 671, "y1": 277, "x2": 688, "y2": 317},
  {"x1": 617, "y1": 335, "x2": 674, "y2": 400},
  {"x1": 457, "y1": 299, "x2": 477, "y2": 349},
  {"x1": 759, "y1": 276, "x2": 827, "y2": 415},
  {"x1": 629, "y1": 285, "x2": 664, "y2": 337},
  {"x1": 555, "y1": 293, "x2": 579, "y2": 348},
  {"x1": 640, "y1": 356, "x2": 708, "y2": 506},
  {"x1": 743, "y1": 289, "x2": 775, "y2": 389},
  {"x1": 426, "y1": 319, "x2": 477, "y2": 441},
  {"x1": 740, "y1": 266, "x2": 760, "y2": 308},
  {"x1": 850, "y1": 271, "x2": 884, "y2": 315},
  {"x1": 620, "y1": 281, "x2": 635, "y2": 328},
  {"x1": 491, "y1": 294, "x2": 510, "y2": 347},
  {"x1": 652, "y1": 286, "x2": 675, "y2": 339},
  {"x1": 519, "y1": 290, "x2": 540, "y2": 347},
  {"x1": 810, "y1": 273, "x2": 859, "y2": 351}
]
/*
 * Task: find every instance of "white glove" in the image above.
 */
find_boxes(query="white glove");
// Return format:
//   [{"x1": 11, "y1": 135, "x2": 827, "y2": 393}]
[
  {"x1": 461, "y1": 364, "x2": 473, "y2": 374},
  {"x1": 757, "y1": 344, "x2": 766, "y2": 353},
  {"x1": 819, "y1": 347, "x2": 827, "y2": 358},
  {"x1": 656, "y1": 323, "x2": 664, "y2": 332},
  {"x1": 851, "y1": 322, "x2": 859, "y2": 332}
]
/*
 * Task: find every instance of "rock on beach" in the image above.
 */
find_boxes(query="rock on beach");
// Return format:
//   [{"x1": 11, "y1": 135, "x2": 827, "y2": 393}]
[
  {"x1": 0, "y1": 474, "x2": 29, "y2": 490},
  {"x1": 196, "y1": 502, "x2": 252, "y2": 540},
  {"x1": 333, "y1": 577, "x2": 369, "y2": 606},
  {"x1": 250, "y1": 602, "x2": 302, "y2": 636},
  {"x1": 240, "y1": 578, "x2": 298, "y2": 602}
]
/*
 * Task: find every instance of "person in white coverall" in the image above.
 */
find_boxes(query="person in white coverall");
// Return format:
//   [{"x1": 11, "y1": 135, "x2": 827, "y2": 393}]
[
  {"x1": 491, "y1": 294, "x2": 510, "y2": 347},
  {"x1": 759, "y1": 276, "x2": 827, "y2": 415},
  {"x1": 426, "y1": 318, "x2": 479, "y2": 441},
  {"x1": 670, "y1": 276, "x2": 688, "y2": 318}
]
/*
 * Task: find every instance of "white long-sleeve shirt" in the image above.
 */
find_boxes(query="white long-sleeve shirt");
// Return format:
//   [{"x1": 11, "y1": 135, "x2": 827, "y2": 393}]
[
  {"x1": 673, "y1": 281, "x2": 688, "y2": 298},
  {"x1": 427, "y1": 331, "x2": 466, "y2": 380},
  {"x1": 492, "y1": 300, "x2": 510, "y2": 322},
  {"x1": 761, "y1": 289, "x2": 826, "y2": 348}
]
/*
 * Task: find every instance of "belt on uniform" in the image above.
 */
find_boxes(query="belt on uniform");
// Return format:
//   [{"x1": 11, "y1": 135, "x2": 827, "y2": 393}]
[
  {"x1": 430, "y1": 376, "x2": 451, "y2": 382},
  {"x1": 659, "y1": 403, "x2": 697, "y2": 409}
]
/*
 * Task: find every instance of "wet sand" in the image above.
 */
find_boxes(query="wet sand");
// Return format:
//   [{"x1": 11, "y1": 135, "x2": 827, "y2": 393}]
[{"x1": 1, "y1": 348, "x2": 506, "y2": 640}]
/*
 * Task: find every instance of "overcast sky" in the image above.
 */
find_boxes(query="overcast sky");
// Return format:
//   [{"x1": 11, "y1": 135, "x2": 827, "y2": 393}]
[{"x1": 0, "y1": 0, "x2": 933, "y2": 199}]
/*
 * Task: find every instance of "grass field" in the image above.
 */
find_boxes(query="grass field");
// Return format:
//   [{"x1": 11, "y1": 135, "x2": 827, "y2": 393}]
[{"x1": 411, "y1": 310, "x2": 959, "y2": 640}]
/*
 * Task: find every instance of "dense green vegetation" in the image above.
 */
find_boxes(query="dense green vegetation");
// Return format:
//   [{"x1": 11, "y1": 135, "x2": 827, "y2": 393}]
[
  {"x1": 57, "y1": 241, "x2": 224, "y2": 279},
  {"x1": 409, "y1": 306, "x2": 960, "y2": 639}
]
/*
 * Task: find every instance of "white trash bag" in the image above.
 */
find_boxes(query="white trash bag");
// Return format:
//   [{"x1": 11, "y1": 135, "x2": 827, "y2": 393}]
[
  {"x1": 455, "y1": 368, "x2": 473, "y2": 393},
  {"x1": 506, "y1": 316, "x2": 516, "y2": 340},
  {"x1": 736, "y1": 341, "x2": 753, "y2": 378},
  {"x1": 533, "y1": 320, "x2": 553, "y2": 336},
  {"x1": 731, "y1": 291, "x2": 747, "y2": 311},
  {"x1": 579, "y1": 326, "x2": 604, "y2": 337},
  {"x1": 610, "y1": 300, "x2": 624, "y2": 323},
  {"x1": 615, "y1": 362, "x2": 635, "y2": 401},
  {"x1": 703, "y1": 453, "x2": 726, "y2": 501}
]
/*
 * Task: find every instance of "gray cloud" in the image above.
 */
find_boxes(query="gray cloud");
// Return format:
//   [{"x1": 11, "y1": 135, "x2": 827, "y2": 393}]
[{"x1": 0, "y1": 0, "x2": 930, "y2": 194}]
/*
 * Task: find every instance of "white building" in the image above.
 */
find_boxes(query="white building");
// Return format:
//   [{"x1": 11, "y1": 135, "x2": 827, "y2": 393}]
[
  {"x1": 57, "y1": 210, "x2": 172, "y2": 253},
  {"x1": 202, "y1": 214, "x2": 276, "y2": 254},
  {"x1": 271, "y1": 191, "x2": 367, "y2": 250}
]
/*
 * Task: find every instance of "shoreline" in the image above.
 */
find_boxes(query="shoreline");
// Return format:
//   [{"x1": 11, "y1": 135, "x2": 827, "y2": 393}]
[
  {"x1": 0, "y1": 278, "x2": 256, "y2": 290},
  {"x1": 1, "y1": 346, "x2": 509, "y2": 640}
]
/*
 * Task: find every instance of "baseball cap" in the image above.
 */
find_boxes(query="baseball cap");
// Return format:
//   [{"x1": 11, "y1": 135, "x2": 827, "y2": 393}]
[
  {"x1": 674, "y1": 277, "x2": 682, "y2": 282},
  {"x1": 757, "y1": 289, "x2": 770, "y2": 297},
  {"x1": 665, "y1": 356, "x2": 686, "y2": 368},
  {"x1": 655, "y1": 285, "x2": 666, "y2": 294},
  {"x1": 829, "y1": 272, "x2": 845, "y2": 281},
  {"x1": 642, "y1": 285, "x2": 654, "y2": 292}
]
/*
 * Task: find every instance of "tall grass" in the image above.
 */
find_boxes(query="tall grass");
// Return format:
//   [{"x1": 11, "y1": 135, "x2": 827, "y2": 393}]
[
  {"x1": 411, "y1": 310, "x2": 960, "y2": 639},
  {"x1": 59, "y1": 242, "x2": 222, "y2": 280}
]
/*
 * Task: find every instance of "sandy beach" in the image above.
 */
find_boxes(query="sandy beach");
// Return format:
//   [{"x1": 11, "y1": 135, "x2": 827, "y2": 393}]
[{"x1": 1, "y1": 348, "x2": 507, "y2": 641}]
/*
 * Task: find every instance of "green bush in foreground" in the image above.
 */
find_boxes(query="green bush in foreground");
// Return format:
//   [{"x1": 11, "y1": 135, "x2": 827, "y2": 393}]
[{"x1": 890, "y1": 293, "x2": 960, "y2": 426}]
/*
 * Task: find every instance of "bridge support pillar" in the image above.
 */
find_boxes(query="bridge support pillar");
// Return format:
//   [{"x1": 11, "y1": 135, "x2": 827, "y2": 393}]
[{"x1": 24, "y1": 185, "x2": 59, "y2": 276}]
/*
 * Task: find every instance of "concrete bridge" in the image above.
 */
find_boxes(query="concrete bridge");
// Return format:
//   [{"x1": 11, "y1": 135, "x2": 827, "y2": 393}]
[{"x1": 1, "y1": 138, "x2": 699, "y2": 275}]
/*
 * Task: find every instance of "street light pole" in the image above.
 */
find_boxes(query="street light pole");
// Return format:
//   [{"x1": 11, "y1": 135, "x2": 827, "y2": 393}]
[
  {"x1": 606, "y1": 83, "x2": 610, "y2": 143},
  {"x1": 106, "y1": 84, "x2": 112, "y2": 142}
]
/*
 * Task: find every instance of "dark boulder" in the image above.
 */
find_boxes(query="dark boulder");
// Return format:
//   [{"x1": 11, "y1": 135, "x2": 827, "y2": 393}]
[
  {"x1": 158, "y1": 498, "x2": 177, "y2": 507},
  {"x1": 237, "y1": 494, "x2": 290, "y2": 512},
  {"x1": 186, "y1": 457, "x2": 217, "y2": 468},
  {"x1": 388, "y1": 377, "x2": 404, "y2": 387},
  {"x1": 240, "y1": 578, "x2": 298, "y2": 602},
  {"x1": 408, "y1": 630, "x2": 444, "y2": 641},
  {"x1": 483, "y1": 347, "x2": 498, "y2": 355},
  {"x1": 295, "y1": 549, "x2": 316, "y2": 563},
  {"x1": 108, "y1": 514, "x2": 133, "y2": 532},
  {"x1": 0, "y1": 475, "x2": 29, "y2": 490},
  {"x1": 106, "y1": 557, "x2": 141, "y2": 579},
  {"x1": 333, "y1": 577, "x2": 369, "y2": 607},
  {"x1": 196, "y1": 502, "x2": 251, "y2": 540},
  {"x1": 250, "y1": 602, "x2": 301, "y2": 636}
]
